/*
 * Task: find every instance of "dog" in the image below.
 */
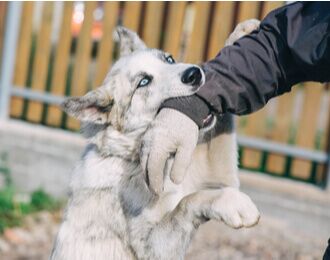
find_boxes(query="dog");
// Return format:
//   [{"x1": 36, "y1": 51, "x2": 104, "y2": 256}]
[{"x1": 50, "y1": 19, "x2": 261, "y2": 260}]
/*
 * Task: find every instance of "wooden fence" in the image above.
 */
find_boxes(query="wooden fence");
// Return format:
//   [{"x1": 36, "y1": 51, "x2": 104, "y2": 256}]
[
  {"x1": 0, "y1": 2, "x2": 7, "y2": 63},
  {"x1": 2, "y1": 2, "x2": 330, "y2": 186}
]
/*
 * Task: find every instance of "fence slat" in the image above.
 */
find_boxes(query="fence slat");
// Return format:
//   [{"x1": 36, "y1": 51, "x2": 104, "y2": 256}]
[
  {"x1": 66, "y1": 2, "x2": 97, "y2": 130},
  {"x1": 142, "y1": 2, "x2": 165, "y2": 49},
  {"x1": 266, "y1": 90, "x2": 297, "y2": 174},
  {"x1": 10, "y1": 2, "x2": 34, "y2": 118},
  {"x1": 292, "y1": 83, "x2": 324, "y2": 179},
  {"x1": 207, "y1": 2, "x2": 235, "y2": 59},
  {"x1": 122, "y1": 2, "x2": 143, "y2": 32},
  {"x1": 185, "y1": 2, "x2": 211, "y2": 63},
  {"x1": 236, "y1": 2, "x2": 260, "y2": 23},
  {"x1": 322, "y1": 95, "x2": 330, "y2": 185},
  {"x1": 163, "y1": 2, "x2": 186, "y2": 59},
  {"x1": 236, "y1": 1, "x2": 263, "y2": 169},
  {"x1": 244, "y1": 2, "x2": 288, "y2": 172},
  {"x1": 261, "y1": 2, "x2": 283, "y2": 19},
  {"x1": 320, "y1": 87, "x2": 330, "y2": 151},
  {"x1": 46, "y1": 2, "x2": 73, "y2": 127},
  {"x1": 26, "y1": 2, "x2": 53, "y2": 123},
  {"x1": 241, "y1": 110, "x2": 268, "y2": 169},
  {"x1": 93, "y1": 2, "x2": 119, "y2": 89},
  {"x1": 0, "y1": 2, "x2": 7, "y2": 61}
]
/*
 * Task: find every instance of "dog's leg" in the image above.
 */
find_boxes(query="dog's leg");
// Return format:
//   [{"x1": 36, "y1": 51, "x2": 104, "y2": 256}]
[
  {"x1": 197, "y1": 113, "x2": 239, "y2": 188},
  {"x1": 207, "y1": 131, "x2": 240, "y2": 188},
  {"x1": 172, "y1": 187, "x2": 260, "y2": 229},
  {"x1": 135, "y1": 187, "x2": 259, "y2": 260},
  {"x1": 225, "y1": 18, "x2": 260, "y2": 46}
]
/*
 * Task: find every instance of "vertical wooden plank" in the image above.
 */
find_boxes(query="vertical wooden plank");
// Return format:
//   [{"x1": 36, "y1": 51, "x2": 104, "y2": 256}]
[
  {"x1": 259, "y1": 1, "x2": 286, "y2": 173},
  {"x1": 236, "y1": 1, "x2": 260, "y2": 23},
  {"x1": 10, "y1": 2, "x2": 34, "y2": 118},
  {"x1": 26, "y1": 2, "x2": 54, "y2": 123},
  {"x1": 266, "y1": 90, "x2": 297, "y2": 174},
  {"x1": 261, "y1": 2, "x2": 283, "y2": 19},
  {"x1": 0, "y1": 2, "x2": 7, "y2": 61},
  {"x1": 93, "y1": 2, "x2": 119, "y2": 88},
  {"x1": 321, "y1": 93, "x2": 330, "y2": 185},
  {"x1": 46, "y1": 2, "x2": 73, "y2": 127},
  {"x1": 163, "y1": 2, "x2": 186, "y2": 59},
  {"x1": 142, "y1": 2, "x2": 165, "y2": 49},
  {"x1": 315, "y1": 86, "x2": 330, "y2": 185},
  {"x1": 241, "y1": 109, "x2": 268, "y2": 169},
  {"x1": 207, "y1": 2, "x2": 235, "y2": 59},
  {"x1": 185, "y1": 2, "x2": 211, "y2": 63},
  {"x1": 292, "y1": 83, "x2": 324, "y2": 179},
  {"x1": 122, "y1": 2, "x2": 142, "y2": 32},
  {"x1": 236, "y1": 1, "x2": 263, "y2": 169},
  {"x1": 66, "y1": 2, "x2": 97, "y2": 130},
  {"x1": 318, "y1": 86, "x2": 330, "y2": 151}
]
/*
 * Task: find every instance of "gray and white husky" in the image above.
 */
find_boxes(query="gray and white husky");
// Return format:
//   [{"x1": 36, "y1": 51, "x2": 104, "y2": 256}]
[{"x1": 51, "y1": 20, "x2": 260, "y2": 260}]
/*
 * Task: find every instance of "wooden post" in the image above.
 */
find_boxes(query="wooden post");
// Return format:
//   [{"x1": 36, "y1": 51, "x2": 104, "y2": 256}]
[
  {"x1": 66, "y1": 2, "x2": 97, "y2": 130},
  {"x1": 0, "y1": 2, "x2": 7, "y2": 61},
  {"x1": 324, "y1": 96, "x2": 330, "y2": 190},
  {"x1": 207, "y1": 2, "x2": 235, "y2": 59},
  {"x1": 291, "y1": 83, "x2": 324, "y2": 180},
  {"x1": 10, "y1": 2, "x2": 34, "y2": 118},
  {"x1": 185, "y1": 2, "x2": 211, "y2": 63},
  {"x1": 93, "y1": 2, "x2": 119, "y2": 88},
  {"x1": 46, "y1": 2, "x2": 74, "y2": 127},
  {"x1": 163, "y1": 2, "x2": 187, "y2": 59},
  {"x1": 235, "y1": 1, "x2": 263, "y2": 169},
  {"x1": 122, "y1": 2, "x2": 143, "y2": 32},
  {"x1": 142, "y1": 2, "x2": 165, "y2": 49},
  {"x1": 26, "y1": 2, "x2": 54, "y2": 123}
]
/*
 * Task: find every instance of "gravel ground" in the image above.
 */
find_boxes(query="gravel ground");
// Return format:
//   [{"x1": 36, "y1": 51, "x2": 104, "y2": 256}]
[{"x1": 0, "y1": 211, "x2": 326, "y2": 260}]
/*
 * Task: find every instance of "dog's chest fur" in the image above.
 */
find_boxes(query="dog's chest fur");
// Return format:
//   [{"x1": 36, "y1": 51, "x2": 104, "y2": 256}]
[
  {"x1": 51, "y1": 148, "x2": 134, "y2": 259},
  {"x1": 53, "y1": 137, "x2": 206, "y2": 260}
]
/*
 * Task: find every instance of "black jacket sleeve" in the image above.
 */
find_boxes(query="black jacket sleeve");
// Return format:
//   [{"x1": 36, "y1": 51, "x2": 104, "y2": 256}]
[{"x1": 162, "y1": 2, "x2": 330, "y2": 128}]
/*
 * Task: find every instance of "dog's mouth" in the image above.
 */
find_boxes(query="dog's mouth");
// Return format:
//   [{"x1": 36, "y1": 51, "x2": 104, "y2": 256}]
[
  {"x1": 201, "y1": 113, "x2": 216, "y2": 131},
  {"x1": 192, "y1": 83, "x2": 203, "y2": 92}
]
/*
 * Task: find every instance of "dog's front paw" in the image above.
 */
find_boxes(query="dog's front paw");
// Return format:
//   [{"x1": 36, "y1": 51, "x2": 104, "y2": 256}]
[
  {"x1": 211, "y1": 187, "x2": 260, "y2": 229},
  {"x1": 225, "y1": 19, "x2": 260, "y2": 46}
]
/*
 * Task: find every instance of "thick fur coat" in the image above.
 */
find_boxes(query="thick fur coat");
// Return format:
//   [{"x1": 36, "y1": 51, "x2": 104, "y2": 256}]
[{"x1": 51, "y1": 20, "x2": 261, "y2": 260}]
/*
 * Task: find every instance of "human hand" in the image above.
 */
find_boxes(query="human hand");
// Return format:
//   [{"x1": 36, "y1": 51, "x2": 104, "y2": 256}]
[{"x1": 140, "y1": 108, "x2": 199, "y2": 194}]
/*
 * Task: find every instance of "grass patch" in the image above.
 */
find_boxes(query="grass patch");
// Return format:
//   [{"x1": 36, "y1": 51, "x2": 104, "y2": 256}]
[
  {"x1": 0, "y1": 151, "x2": 61, "y2": 233},
  {"x1": 0, "y1": 187, "x2": 61, "y2": 233}
]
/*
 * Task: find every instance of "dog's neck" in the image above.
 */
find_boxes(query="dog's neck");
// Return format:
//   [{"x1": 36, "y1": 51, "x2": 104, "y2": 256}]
[{"x1": 87, "y1": 121, "x2": 150, "y2": 161}]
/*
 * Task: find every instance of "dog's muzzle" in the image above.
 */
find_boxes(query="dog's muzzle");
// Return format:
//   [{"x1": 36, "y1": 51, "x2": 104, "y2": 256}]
[{"x1": 181, "y1": 67, "x2": 203, "y2": 87}]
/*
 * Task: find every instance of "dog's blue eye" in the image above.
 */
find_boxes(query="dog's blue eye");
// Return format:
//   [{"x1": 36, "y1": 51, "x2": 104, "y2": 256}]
[
  {"x1": 165, "y1": 55, "x2": 175, "y2": 64},
  {"x1": 138, "y1": 76, "x2": 152, "y2": 88}
]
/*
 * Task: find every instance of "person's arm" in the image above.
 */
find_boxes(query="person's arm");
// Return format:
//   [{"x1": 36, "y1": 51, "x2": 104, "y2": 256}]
[
  {"x1": 163, "y1": 1, "x2": 330, "y2": 128},
  {"x1": 141, "y1": 1, "x2": 330, "y2": 194}
]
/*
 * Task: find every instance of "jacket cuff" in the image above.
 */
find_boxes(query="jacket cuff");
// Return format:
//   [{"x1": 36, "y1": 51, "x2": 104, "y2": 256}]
[{"x1": 160, "y1": 95, "x2": 211, "y2": 128}]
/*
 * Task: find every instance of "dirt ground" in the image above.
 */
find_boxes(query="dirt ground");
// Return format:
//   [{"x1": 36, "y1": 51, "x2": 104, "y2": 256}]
[{"x1": 0, "y1": 211, "x2": 326, "y2": 260}]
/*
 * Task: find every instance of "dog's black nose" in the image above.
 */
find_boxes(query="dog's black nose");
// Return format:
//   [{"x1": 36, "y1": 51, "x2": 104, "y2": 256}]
[{"x1": 181, "y1": 67, "x2": 202, "y2": 86}]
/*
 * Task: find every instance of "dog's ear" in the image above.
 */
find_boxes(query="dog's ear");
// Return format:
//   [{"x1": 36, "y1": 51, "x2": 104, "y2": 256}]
[
  {"x1": 114, "y1": 26, "x2": 147, "y2": 56},
  {"x1": 61, "y1": 88, "x2": 114, "y2": 124}
]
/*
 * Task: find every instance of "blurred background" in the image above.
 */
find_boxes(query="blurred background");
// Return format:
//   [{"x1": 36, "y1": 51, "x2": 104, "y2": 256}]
[{"x1": 0, "y1": 1, "x2": 329, "y2": 259}]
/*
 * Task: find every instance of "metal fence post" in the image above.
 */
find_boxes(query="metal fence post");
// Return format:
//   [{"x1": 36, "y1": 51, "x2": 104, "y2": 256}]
[
  {"x1": 0, "y1": 2, "x2": 22, "y2": 120},
  {"x1": 326, "y1": 155, "x2": 330, "y2": 192}
]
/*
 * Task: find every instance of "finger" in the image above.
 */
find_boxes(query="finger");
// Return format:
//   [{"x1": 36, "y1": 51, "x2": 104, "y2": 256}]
[
  {"x1": 147, "y1": 148, "x2": 169, "y2": 194},
  {"x1": 170, "y1": 145, "x2": 195, "y2": 184}
]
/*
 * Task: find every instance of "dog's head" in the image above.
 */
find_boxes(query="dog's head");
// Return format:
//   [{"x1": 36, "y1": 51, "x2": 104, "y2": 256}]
[{"x1": 62, "y1": 27, "x2": 205, "y2": 133}]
